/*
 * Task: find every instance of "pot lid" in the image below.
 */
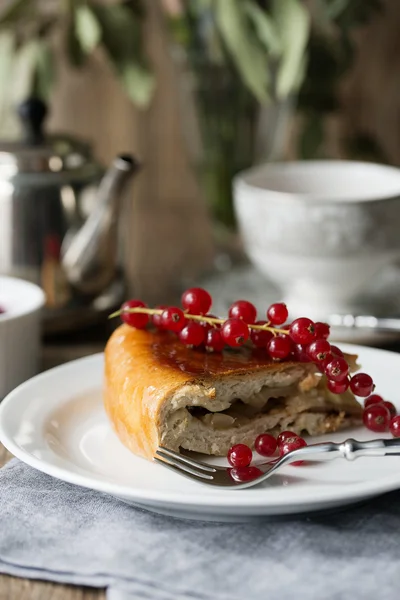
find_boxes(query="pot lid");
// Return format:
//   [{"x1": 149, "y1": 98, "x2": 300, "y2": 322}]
[{"x1": 0, "y1": 98, "x2": 93, "y2": 174}]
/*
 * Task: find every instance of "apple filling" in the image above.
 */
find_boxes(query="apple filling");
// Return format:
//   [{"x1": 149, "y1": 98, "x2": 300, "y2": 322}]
[{"x1": 160, "y1": 367, "x2": 362, "y2": 456}]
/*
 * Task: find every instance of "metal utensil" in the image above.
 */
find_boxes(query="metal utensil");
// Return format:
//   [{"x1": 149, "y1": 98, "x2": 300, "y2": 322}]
[
  {"x1": 154, "y1": 438, "x2": 400, "y2": 490},
  {"x1": 0, "y1": 98, "x2": 140, "y2": 307},
  {"x1": 328, "y1": 314, "x2": 400, "y2": 333}
]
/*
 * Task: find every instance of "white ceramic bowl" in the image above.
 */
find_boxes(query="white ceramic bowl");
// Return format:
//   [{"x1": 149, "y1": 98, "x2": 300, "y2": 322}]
[
  {"x1": 234, "y1": 160, "x2": 400, "y2": 319},
  {"x1": 0, "y1": 276, "x2": 45, "y2": 399}
]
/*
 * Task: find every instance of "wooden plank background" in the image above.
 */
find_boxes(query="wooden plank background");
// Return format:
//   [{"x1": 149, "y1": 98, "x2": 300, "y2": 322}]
[
  {"x1": 49, "y1": 0, "x2": 215, "y2": 305},
  {"x1": 341, "y1": 0, "x2": 400, "y2": 165},
  {"x1": 34, "y1": 0, "x2": 400, "y2": 304}
]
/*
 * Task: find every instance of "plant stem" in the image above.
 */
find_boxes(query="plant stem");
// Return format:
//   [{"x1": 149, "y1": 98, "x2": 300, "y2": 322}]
[{"x1": 109, "y1": 307, "x2": 288, "y2": 336}]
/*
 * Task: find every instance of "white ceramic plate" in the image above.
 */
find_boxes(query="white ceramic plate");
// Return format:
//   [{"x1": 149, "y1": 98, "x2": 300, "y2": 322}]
[{"x1": 1, "y1": 344, "x2": 400, "y2": 522}]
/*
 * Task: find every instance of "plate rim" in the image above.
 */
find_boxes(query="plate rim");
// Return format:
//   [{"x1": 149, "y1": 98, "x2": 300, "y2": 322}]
[{"x1": 1, "y1": 345, "x2": 400, "y2": 510}]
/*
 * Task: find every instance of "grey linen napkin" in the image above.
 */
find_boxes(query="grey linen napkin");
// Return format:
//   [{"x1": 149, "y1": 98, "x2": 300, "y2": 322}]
[{"x1": 1, "y1": 459, "x2": 400, "y2": 600}]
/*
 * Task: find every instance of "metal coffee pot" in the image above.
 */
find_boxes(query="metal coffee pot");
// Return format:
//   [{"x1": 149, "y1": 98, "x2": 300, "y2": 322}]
[{"x1": 0, "y1": 98, "x2": 139, "y2": 311}]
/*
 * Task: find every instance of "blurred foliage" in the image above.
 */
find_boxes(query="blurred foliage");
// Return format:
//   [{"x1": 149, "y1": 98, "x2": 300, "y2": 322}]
[
  {"x1": 297, "y1": 0, "x2": 383, "y2": 158},
  {"x1": 0, "y1": 0, "x2": 383, "y2": 161},
  {"x1": 0, "y1": 0, "x2": 154, "y2": 115},
  {"x1": 0, "y1": 0, "x2": 379, "y2": 111},
  {"x1": 164, "y1": 0, "x2": 383, "y2": 160},
  {"x1": 165, "y1": 0, "x2": 311, "y2": 103}
]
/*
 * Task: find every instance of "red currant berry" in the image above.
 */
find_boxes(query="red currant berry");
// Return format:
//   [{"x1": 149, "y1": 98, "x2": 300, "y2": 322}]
[
  {"x1": 350, "y1": 373, "x2": 374, "y2": 397},
  {"x1": 330, "y1": 345, "x2": 344, "y2": 357},
  {"x1": 364, "y1": 394, "x2": 384, "y2": 408},
  {"x1": 221, "y1": 318, "x2": 249, "y2": 347},
  {"x1": 292, "y1": 344, "x2": 311, "y2": 363},
  {"x1": 229, "y1": 466, "x2": 263, "y2": 483},
  {"x1": 227, "y1": 444, "x2": 252, "y2": 468},
  {"x1": 363, "y1": 404, "x2": 390, "y2": 432},
  {"x1": 255, "y1": 434, "x2": 277, "y2": 457},
  {"x1": 279, "y1": 436, "x2": 307, "y2": 466},
  {"x1": 179, "y1": 322, "x2": 205, "y2": 347},
  {"x1": 324, "y1": 357, "x2": 349, "y2": 382},
  {"x1": 307, "y1": 339, "x2": 331, "y2": 362},
  {"x1": 382, "y1": 401, "x2": 397, "y2": 418},
  {"x1": 289, "y1": 318, "x2": 316, "y2": 345},
  {"x1": 267, "y1": 336, "x2": 292, "y2": 360},
  {"x1": 161, "y1": 306, "x2": 186, "y2": 332},
  {"x1": 250, "y1": 321, "x2": 273, "y2": 348},
  {"x1": 121, "y1": 300, "x2": 149, "y2": 329},
  {"x1": 205, "y1": 329, "x2": 225, "y2": 353},
  {"x1": 181, "y1": 287, "x2": 212, "y2": 315},
  {"x1": 267, "y1": 302, "x2": 288, "y2": 325},
  {"x1": 277, "y1": 431, "x2": 298, "y2": 446},
  {"x1": 389, "y1": 415, "x2": 400, "y2": 437},
  {"x1": 152, "y1": 305, "x2": 167, "y2": 329},
  {"x1": 228, "y1": 300, "x2": 257, "y2": 324},
  {"x1": 314, "y1": 322, "x2": 330, "y2": 340},
  {"x1": 327, "y1": 378, "x2": 349, "y2": 394}
]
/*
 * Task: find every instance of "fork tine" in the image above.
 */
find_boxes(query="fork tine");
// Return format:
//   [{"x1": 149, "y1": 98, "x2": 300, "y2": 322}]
[
  {"x1": 155, "y1": 449, "x2": 215, "y2": 478},
  {"x1": 154, "y1": 456, "x2": 214, "y2": 480},
  {"x1": 158, "y1": 446, "x2": 217, "y2": 472}
]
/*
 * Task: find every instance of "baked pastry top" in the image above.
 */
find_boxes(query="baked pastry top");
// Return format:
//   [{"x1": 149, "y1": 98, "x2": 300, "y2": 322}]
[{"x1": 104, "y1": 325, "x2": 362, "y2": 459}]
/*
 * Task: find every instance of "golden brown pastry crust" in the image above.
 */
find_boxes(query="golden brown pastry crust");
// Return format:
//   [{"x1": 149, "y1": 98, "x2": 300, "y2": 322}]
[
  {"x1": 104, "y1": 325, "x2": 363, "y2": 459},
  {"x1": 104, "y1": 325, "x2": 322, "y2": 459}
]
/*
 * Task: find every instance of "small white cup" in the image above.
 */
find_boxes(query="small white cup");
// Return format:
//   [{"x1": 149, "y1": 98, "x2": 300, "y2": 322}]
[
  {"x1": 0, "y1": 276, "x2": 45, "y2": 399},
  {"x1": 234, "y1": 160, "x2": 400, "y2": 319}
]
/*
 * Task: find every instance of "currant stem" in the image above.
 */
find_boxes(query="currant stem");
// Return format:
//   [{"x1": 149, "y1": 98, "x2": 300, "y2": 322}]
[{"x1": 109, "y1": 307, "x2": 289, "y2": 335}]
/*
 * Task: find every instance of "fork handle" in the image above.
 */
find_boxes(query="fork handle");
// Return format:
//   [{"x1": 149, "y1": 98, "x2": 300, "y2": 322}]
[
  {"x1": 335, "y1": 438, "x2": 400, "y2": 460},
  {"x1": 299, "y1": 438, "x2": 400, "y2": 463}
]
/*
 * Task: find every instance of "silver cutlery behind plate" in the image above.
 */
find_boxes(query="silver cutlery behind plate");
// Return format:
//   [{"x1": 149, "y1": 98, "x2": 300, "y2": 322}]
[
  {"x1": 328, "y1": 314, "x2": 400, "y2": 333},
  {"x1": 154, "y1": 438, "x2": 400, "y2": 490}
]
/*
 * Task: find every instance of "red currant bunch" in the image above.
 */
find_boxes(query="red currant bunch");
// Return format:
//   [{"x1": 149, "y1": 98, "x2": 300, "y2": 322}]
[
  {"x1": 114, "y1": 290, "x2": 385, "y2": 416},
  {"x1": 226, "y1": 430, "x2": 308, "y2": 479}
]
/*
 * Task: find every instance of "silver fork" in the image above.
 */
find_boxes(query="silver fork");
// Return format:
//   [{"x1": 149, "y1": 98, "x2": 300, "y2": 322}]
[{"x1": 154, "y1": 438, "x2": 400, "y2": 489}]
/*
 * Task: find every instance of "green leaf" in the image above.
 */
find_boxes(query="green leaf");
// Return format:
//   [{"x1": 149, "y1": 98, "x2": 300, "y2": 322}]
[
  {"x1": 0, "y1": 30, "x2": 14, "y2": 84},
  {"x1": 66, "y1": 18, "x2": 86, "y2": 67},
  {"x1": 74, "y1": 4, "x2": 101, "y2": 54},
  {"x1": 272, "y1": 0, "x2": 310, "y2": 99},
  {"x1": 119, "y1": 63, "x2": 155, "y2": 108},
  {"x1": 291, "y1": 52, "x2": 308, "y2": 94},
  {"x1": 91, "y1": 3, "x2": 155, "y2": 108},
  {"x1": 90, "y1": 4, "x2": 141, "y2": 63},
  {"x1": 0, "y1": 0, "x2": 28, "y2": 26},
  {"x1": 35, "y1": 40, "x2": 55, "y2": 100},
  {"x1": 0, "y1": 31, "x2": 15, "y2": 118},
  {"x1": 244, "y1": 1, "x2": 281, "y2": 57},
  {"x1": 215, "y1": 0, "x2": 270, "y2": 104},
  {"x1": 10, "y1": 39, "x2": 40, "y2": 104}
]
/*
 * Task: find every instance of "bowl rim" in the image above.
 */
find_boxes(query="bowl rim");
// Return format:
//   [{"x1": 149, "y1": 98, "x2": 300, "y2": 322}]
[
  {"x1": 0, "y1": 276, "x2": 45, "y2": 323},
  {"x1": 234, "y1": 160, "x2": 400, "y2": 204}
]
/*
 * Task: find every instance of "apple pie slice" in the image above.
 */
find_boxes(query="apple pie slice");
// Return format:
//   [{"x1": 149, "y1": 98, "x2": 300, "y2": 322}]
[{"x1": 104, "y1": 325, "x2": 362, "y2": 459}]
